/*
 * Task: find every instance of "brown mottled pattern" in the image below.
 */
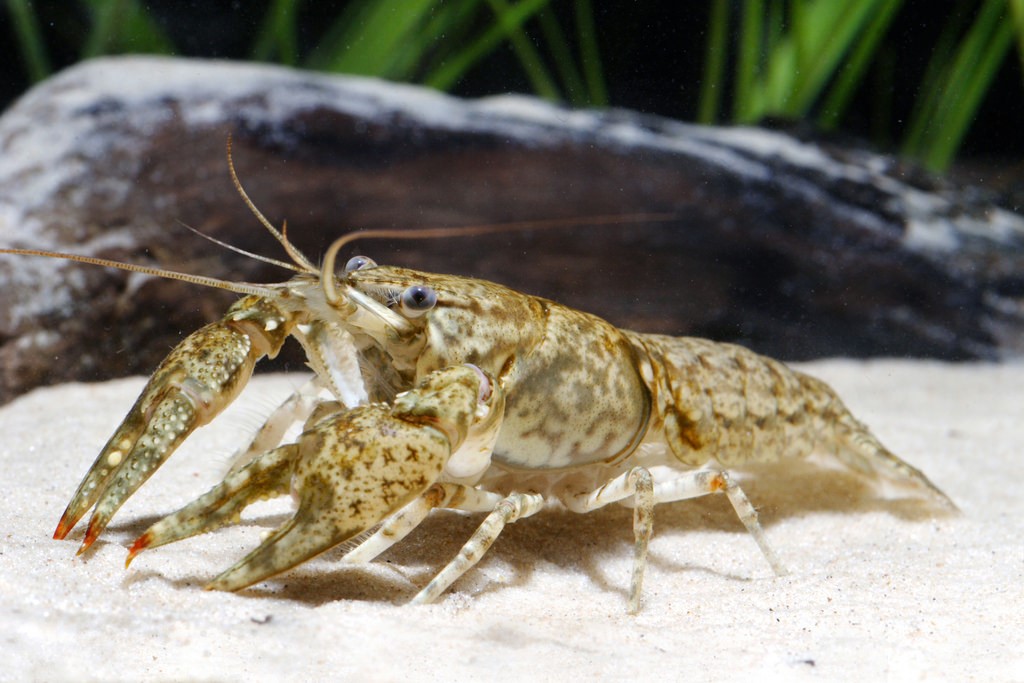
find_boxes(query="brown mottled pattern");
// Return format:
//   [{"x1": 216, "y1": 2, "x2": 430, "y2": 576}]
[
  {"x1": 47, "y1": 234, "x2": 957, "y2": 606},
  {"x1": 203, "y1": 364, "x2": 493, "y2": 591},
  {"x1": 321, "y1": 265, "x2": 947, "y2": 501},
  {"x1": 348, "y1": 267, "x2": 650, "y2": 470},
  {"x1": 203, "y1": 409, "x2": 453, "y2": 591},
  {"x1": 295, "y1": 410, "x2": 448, "y2": 537},
  {"x1": 65, "y1": 318, "x2": 261, "y2": 538},
  {"x1": 494, "y1": 303, "x2": 650, "y2": 469},
  {"x1": 59, "y1": 256, "x2": 953, "y2": 600},
  {"x1": 628, "y1": 333, "x2": 842, "y2": 468},
  {"x1": 55, "y1": 292, "x2": 300, "y2": 549}
]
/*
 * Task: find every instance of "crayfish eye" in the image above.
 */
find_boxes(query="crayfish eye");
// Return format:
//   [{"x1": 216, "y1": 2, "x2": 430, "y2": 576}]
[
  {"x1": 344, "y1": 255, "x2": 376, "y2": 273},
  {"x1": 399, "y1": 285, "x2": 437, "y2": 317}
]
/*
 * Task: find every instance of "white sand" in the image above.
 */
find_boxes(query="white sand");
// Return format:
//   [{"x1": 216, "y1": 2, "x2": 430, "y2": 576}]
[{"x1": 0, "y1": 360, "x2": 1021, "y2": 682}]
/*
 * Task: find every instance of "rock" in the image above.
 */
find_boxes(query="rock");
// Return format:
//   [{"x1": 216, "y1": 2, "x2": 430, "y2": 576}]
[{"x1": 1, "y1": 56, "x2": 1022, "y2": 404}]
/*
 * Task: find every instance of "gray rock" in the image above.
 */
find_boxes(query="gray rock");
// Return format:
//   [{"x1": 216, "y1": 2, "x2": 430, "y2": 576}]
[{"x1": 1, "y1": 56, "x2": 1022, "y2": 404}]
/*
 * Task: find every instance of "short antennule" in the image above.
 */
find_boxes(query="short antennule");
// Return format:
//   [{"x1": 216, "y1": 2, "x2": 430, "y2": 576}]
[
  {"x1": 225, "y1": 134, "x2": 318, "y2": 273},
  {"x1": 177, "y1": 220, "x2": 302, "y2": 273}
]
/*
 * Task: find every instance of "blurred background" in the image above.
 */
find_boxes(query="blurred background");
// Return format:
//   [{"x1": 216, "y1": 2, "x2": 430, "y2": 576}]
[
  {"x1": 0, "y1": 0, "x2": 1022, "y2": 399},
  {"x1": 2, "y1": 0, "x2": 1022, "y2": 174}
]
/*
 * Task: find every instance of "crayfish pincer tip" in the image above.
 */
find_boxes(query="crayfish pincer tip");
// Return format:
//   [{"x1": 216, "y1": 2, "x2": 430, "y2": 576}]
[
  {"x1": 52, "y1": 517, "x2": 71, "y2": 541},
  {"x1": 125, "y1": 533, "x2": 151, "y2": 568},
  {"x1": 76, "y1": 518, "x2": 103, "y2": 555},
  {"x1": 53, "y1": 506, "x2": 84, "y2": 541}
]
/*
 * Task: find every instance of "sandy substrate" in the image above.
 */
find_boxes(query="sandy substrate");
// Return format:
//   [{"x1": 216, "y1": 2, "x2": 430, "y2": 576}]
[{"x1": 0, "y1": 360, "x2": 1020, "y2": 682}]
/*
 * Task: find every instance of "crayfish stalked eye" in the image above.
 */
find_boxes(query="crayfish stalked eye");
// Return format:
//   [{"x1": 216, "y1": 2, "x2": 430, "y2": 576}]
[
  {"x1": 344, "y1": 255, "x2": 377, "y2": 273},
  {"x1": 399, "y1": 285, "x2": 437, "y2": 317}
]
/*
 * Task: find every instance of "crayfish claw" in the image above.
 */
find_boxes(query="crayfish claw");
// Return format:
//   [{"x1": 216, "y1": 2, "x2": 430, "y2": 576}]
[
  {"x1": 123, "y1": 364, "x2": 503, "y2": 595},
  {"x1": 125, "y1": 531, "x2": 153, "y2": 567},
  {"x1": 205, "y1": 499, "x2": 351, "y2": 592},
  {"x1": 54, "y1": 413, "x2": 151, "y2": 543},
  {"x1": 64, "y1": 385, "x2": 207, "y2": 552},
  {"x1": 126, "y1": 444, "x2": 298, "y2": 567},
  {"x1": 55, "y1": 306, "x2": 292, "y2": 547},
  {"x1": 206, "y1": 406, "x2": 455, "y2": 591}
]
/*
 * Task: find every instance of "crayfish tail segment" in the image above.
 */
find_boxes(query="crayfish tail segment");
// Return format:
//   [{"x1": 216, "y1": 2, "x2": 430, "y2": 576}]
[
  {"x1": 54, "y1": 296, "x2": 297, "y2": 549},
  {"x1": 126, "y1": 444, "x2": 298, "y2": 567},
  {"x1": 834, "y1": 414, "x2": 958, "y2": 511}
]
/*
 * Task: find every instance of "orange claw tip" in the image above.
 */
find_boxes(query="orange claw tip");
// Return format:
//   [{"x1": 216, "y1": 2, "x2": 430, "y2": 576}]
[
  {"x1": 125, "y1": 533, "x2": 152, "y2": 568},
  {"x1": 76, "y1": 519, "x2": 101, "y2": 555},
  {"x1": 53, "y1": 514, "x2": 73, "y2": 541}
]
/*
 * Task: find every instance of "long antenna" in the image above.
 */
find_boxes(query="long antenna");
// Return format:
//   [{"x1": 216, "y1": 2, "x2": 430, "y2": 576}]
[
  {"x1": 319, "y1": 212, "x2": 677, "y2": 304},
  {"x1": 0, "y1": 247, "x2": 276, "y2": 296}
]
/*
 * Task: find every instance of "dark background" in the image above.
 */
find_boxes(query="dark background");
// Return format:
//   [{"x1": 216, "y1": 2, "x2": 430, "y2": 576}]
[{"x1": 1, "y1": 1, "x2": 1022, "y2": 169}]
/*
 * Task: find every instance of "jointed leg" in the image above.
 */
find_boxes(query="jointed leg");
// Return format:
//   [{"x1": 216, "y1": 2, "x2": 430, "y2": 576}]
[
  {"x1": 410, "y1": 491, "x2": 545, "y2": 605},
  {"x1": 344, "y1": 484, "x2": 510, "y2": 564},
  {"x1": 714, "y1": 471, "x2": 786, "y2": 576},
  {"x1": 647, "y1": 469, "x2": 786, "y2": 576},
  {"x1": 565, "y1": 466, "x2": 786, "y2": 613},
  {"x1": 227, "y1": 376, "x2": 323, "y2": 473},
  {"x1": 345, "y1": 484, "x2": 461, "y2": 564},
  {"x1": 565, "y1": 466, "x2": 656, "y2": 613},
  {"x1": 627, "y1": 468, "x2": 653, "y2": 614}
]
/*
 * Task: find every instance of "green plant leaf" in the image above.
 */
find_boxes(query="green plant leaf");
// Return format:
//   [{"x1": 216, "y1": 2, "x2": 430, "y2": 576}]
[
  {"x1": 1009, "y1": 0, "x2": 1024, "y2": 75},
  {"x1": 904, "y1": 0, "x2": 1015, "y2": 169},
  {"x1": 733, "y1": 0, "x2": 763, "y2": 121},
  {"x1": 698, "y1": 0, "x2": 729, "y2": 123},
  {"x1": 785, "y1": 0, "x2": 893, "y2": 116},
  {"x1": 537, "y1": 8, "x2": 586, "y2": 105},
  {"x1": 80, "y1": 0, "x2": 173, "y2": 56},
  {"x1": 485, "y1": 0, "x2": 560, "y2": 100},
  {"x1": 251, "y1": 0, "x2": 300, "y2": 65},
  {"x1": 306, "y1": 0, "x2": 438, "y2": 78},
  {"x1": 424, "y1": 0, "x2": 550, "y2": 92},
  {"x1": 574, "y1": 0, "x2": 607, "y2": 105},
  {"x1": 7, "y1": 0, "x2": 52, "y2": 81},
  {"x1": 818, "y1": 0, "x2": 903, "y2": 128}
]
